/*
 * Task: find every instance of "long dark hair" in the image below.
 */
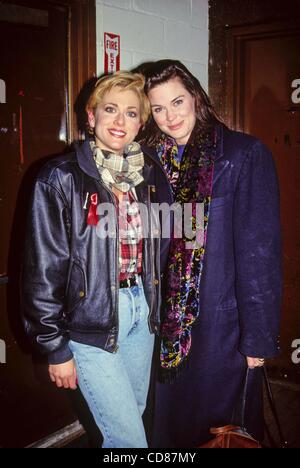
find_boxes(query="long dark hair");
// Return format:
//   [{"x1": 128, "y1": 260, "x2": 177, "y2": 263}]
[{"x1": 139, "y1": 59, "x2": 221, "y2": 146}]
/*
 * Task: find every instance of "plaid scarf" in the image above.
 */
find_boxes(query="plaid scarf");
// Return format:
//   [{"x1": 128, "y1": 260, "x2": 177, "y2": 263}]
[
  {"x1": 157, "y1": 124, "x2": 216, "y2": 380},
  {"x1": 90, "y1": 140, "x2": 144, "y2": 193}
]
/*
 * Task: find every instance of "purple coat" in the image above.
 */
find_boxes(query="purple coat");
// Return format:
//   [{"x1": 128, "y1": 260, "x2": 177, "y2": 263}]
[{"x1": 144, "y1": 124, "x2": 282, "y2": 447}]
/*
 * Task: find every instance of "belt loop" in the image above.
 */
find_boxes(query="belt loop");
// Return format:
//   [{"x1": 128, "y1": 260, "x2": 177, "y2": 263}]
[{"x1": 119, "y1": 274, "x2": 141, "y2": 289}]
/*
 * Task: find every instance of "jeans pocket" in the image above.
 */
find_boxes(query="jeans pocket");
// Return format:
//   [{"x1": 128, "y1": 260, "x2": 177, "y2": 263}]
[
  {"x1": 118, "y1": 290, "x2": 134, "y2": 341},
  {"x1": 137, "y1": 286, "x2": 149, "y2": 322}
]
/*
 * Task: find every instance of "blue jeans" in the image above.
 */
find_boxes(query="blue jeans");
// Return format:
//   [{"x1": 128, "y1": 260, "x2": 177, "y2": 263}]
[{"x1": 69, "y1": 277, "x2": 154, "y2": 448}]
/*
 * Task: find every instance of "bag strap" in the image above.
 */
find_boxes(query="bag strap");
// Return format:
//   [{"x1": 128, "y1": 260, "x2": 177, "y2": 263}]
[
  {"x1": 233, "y1": 366, "x2": 288, "y2": 448},
  {"x1": 231, "y1": 367, "x2": 250, "y2": 431},
  {"x1": 210, "y1": 425, "x2": 240, "y2": 436},
  {"x1": 240, "y1": 367, "x2": 250, "y2": 430},
  {"x1": 262, "y1": 367, "x2": 288, "y2": 448}
]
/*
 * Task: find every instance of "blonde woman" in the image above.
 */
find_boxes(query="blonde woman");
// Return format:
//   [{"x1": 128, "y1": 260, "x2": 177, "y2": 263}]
[{"x1": 22, "y1": 72, "x2": 164, "y2": 448}]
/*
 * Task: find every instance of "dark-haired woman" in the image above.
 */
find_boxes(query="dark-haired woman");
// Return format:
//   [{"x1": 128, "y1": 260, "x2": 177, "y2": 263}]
[{"x1": 140, "y1": 60, "x2": 282, "y2": 447}]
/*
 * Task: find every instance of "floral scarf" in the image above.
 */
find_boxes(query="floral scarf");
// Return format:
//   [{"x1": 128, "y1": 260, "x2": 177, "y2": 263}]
[{"x1": 156, "y1": 124, "x2": 216, "y2": 379}]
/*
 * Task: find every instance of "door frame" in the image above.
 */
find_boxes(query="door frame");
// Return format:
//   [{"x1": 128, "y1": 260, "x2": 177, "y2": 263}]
[
  {"x1": 1, "y1": 0, "x2": 96, "y2": 140},
  {"x1": 0, "y1": 0, "x2": 96, "y2": 283},
  {"x1": 58, "y1": 0, "x2": 96, "y2": 142},
  {"x1": 225, "y1": 21, "x2": 300, "y2": 131}
]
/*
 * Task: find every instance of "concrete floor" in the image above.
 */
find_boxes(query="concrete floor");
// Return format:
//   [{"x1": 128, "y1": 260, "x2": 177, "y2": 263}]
[{"x1": 64, "y1": 364, "x2": 300, "y2": 449}]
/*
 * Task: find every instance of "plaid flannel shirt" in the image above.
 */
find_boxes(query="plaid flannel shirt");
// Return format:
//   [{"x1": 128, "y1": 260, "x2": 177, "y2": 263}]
[{"x1": 113, "y1": 189, "x2": 143, "y2": 281}]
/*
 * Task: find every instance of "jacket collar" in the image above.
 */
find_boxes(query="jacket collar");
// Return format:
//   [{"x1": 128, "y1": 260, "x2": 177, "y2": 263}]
[
  {"x1": 141, "y1": 144, "x2": 162, "y2": 165},
  {"x1": 75, "y1": 138, "x2": 101, "y2": 180},
  {"x1": 215, "y1": 123, "x2": 225, "y2": 162}
]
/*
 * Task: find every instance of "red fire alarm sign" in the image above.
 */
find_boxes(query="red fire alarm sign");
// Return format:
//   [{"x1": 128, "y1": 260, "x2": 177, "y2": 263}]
[{"x1": 104, "y1": 32, "x2": 120, "y2": 73}]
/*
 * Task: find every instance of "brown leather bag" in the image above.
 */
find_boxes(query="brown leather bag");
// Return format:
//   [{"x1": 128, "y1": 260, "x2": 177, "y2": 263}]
[
  {"x1": 199, "y1": 425, "x2": 262, "y2": 449},
  {"x1": 198, "y1": 368, "x2": 287, "y2": 449}
]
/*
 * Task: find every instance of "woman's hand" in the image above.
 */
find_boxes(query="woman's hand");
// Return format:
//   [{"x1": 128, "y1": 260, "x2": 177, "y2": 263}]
[
  {"x1": 49, "y1": 359, "x2": 77, "y2": 390},
  {"x1": 246, "y1": 356, "x2": 265, "y2": 369}
]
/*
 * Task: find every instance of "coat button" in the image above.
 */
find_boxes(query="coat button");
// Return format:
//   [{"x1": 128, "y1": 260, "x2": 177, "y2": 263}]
[
  {"x1": 151, "y1": 187, "x2": 156, "y2": 193},
  {"x1": 79, "y1": 291, "x2": 85, "y2": 298},
  {"x1": 111, "y1": 285, "x2": 116, "y2": 292},
  {"x1": 153, "y1": 279, "x2": 159, "y2": 286}
]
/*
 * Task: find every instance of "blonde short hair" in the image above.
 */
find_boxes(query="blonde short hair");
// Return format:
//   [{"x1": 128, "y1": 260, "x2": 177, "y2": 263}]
[{"x1": 86, "y1": 71, "x2": 150, "y2": 125}]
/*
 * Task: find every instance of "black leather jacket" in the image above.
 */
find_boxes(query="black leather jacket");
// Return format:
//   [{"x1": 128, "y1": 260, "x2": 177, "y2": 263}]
[{"x1": 21, "y1": 139, "x2": 171, "y2": 364}]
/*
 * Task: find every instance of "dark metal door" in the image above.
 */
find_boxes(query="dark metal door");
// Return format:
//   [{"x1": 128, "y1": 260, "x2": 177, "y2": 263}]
[
  {"x1": 0, "y1": 1, "x2": 75, "y2": 448},
  {"x1": 225, "y1": 22, "x2": 300, "y2": 371},
  {"x1": 243, "y1": 29, "x2": 300, "y2": 370}
]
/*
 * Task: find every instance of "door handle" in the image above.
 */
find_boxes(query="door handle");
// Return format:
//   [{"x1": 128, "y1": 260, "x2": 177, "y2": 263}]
[
  {"x1": 12, "y1": 113, "x2": 18, "y2": 132},
  {"x1": 0, "y1": 275, "x2": 8, "y2": 285}
]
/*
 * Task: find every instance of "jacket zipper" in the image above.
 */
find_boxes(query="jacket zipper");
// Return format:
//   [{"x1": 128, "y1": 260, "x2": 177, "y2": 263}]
[
  {"x1": 147, "y1": 185, "x2": 157, "y2": 333},
  {"x1": 96, "y1": 180, "x2": 120, "y2": 352},
  {"x1": 97, "y1": 177, "x2": 159, "y2": 338}
]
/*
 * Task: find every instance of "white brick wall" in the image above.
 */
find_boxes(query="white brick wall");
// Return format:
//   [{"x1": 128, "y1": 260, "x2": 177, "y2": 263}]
[{"x1": 96, "y1": 0, "x2": 209, "y2": 91}]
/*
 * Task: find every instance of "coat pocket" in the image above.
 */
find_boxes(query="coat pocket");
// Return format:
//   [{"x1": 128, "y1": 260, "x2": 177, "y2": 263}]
[{"x1": 66, "y1": 261, "x2": 86, "y2": 313}]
